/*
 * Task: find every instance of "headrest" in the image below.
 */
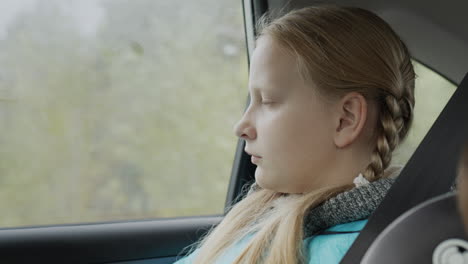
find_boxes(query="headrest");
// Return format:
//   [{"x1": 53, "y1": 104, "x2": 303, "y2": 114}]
[{"x1": 361, "y1": 192, "x2": 467, "y2": 263}]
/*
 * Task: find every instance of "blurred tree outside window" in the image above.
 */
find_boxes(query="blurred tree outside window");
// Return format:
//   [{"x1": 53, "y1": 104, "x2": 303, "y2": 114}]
[{"x1": 0, "y1": 0, "x2": 248, "y2": 227}]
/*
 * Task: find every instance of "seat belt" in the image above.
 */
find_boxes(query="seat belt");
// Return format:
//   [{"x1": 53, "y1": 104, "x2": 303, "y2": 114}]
[{"x1": 340, "y1": 72, "x2": 468, "y2": 263}]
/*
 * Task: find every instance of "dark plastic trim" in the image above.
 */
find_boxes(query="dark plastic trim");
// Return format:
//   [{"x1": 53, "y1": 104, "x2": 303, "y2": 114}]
[{"x1": 0, "y1": 215, "x2": 222, "y2": 264}]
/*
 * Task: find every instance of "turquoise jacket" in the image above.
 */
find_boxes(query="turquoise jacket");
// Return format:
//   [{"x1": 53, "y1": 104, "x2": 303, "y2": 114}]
[{"x1": 173, "y1": 219, "x2": 367, "y2": 264}]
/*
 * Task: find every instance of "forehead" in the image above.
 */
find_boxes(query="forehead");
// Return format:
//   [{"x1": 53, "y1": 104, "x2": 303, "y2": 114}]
[{"x1": 249, "y1": 36, "x2": 302, "y2": 91}]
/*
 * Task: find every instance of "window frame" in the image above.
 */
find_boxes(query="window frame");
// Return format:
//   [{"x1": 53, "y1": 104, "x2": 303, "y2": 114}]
[{"x1": 224, "y1": 0, "x2": 269, "y2": 212}]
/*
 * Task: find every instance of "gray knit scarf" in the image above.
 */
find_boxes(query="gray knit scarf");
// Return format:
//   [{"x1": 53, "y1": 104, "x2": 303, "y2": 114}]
[
  {"x1": 246, "y1": 177, "x2": 395, "y2": 238},
  {"x1": 303, "y1": 177, "x2": 394, "y2": 237}
]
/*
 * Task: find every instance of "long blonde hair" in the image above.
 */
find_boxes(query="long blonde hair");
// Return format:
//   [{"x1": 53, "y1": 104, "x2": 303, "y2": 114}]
[{"x1": 184, "y1": 5, "x2": 415, "y2": 264}]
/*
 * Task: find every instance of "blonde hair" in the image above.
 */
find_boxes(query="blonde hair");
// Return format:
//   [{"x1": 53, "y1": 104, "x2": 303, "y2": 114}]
[{"x1": 184, "y1": 5, "x2": 415, "y2": 264}]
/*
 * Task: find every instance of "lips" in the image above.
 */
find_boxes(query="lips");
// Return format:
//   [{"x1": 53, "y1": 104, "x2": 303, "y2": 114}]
[
  {"x1": 251, "y1": 155, "x2": 261, "y2": 164},
  {"x1": 245, "y1": 149, "x2": 262, "y2": 164},
  {"x1": 245, "y1": 149, "x2": 262, "y2": 158}
]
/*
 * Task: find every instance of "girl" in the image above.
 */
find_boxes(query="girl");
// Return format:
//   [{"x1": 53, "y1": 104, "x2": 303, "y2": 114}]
[{"x1": 174, "y1": 5, "x2": 415, "y2": 264}]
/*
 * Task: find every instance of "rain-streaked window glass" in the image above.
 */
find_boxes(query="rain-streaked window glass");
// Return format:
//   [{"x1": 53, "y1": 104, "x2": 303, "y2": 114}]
[
  {"x1": 392, "y1": 60, "x2": 457, "y2": 164},
  {"x1": 0, "y1": 0, "x2": 248, "y2": 227}
]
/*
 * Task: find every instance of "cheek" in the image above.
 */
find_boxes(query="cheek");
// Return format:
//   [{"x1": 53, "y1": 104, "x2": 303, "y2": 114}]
[
  {"x1": 261, "y1": 110, "x2": 303, "y2": 151},
  {"x1": 254, "y1": 106, "x2": 335, "y2": 192},
  {"x1": 265, "y1": 109, "x2": 333, "y2": 166},
  {"x1": 280, "y1": 112, "x2": 333, "y2": 152}
]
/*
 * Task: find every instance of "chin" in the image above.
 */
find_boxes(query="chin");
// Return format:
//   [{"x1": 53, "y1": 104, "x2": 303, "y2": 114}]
[
  {"x1": 254, "y1": 170, "x2": 269, "y2": 189},
  {"x1": 255, "y1": 170, "x2": 281, "y2": 192},
  {"x1": 255, "y1": 171, "x2": 304, "y2": 194}
]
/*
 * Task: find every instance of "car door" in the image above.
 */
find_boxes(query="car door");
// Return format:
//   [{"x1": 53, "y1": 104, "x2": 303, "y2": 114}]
[{"x1": 0, "y1": 0, "x2": 258, "y2": 263}]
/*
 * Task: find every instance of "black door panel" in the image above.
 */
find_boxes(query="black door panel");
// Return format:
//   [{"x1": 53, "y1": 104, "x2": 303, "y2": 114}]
[{"x1": 0, "y1": 216, "x2": 222, "y2": 264}]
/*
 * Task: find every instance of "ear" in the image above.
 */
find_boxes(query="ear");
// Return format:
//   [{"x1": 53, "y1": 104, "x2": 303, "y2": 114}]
[{"x1": 334, "y1": 92, "x2": 368, "y2": 148}]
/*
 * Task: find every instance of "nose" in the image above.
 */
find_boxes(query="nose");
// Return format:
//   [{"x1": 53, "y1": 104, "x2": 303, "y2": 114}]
[{"x1": 233, "y1": 110, "x2": 257, "y2": 141}]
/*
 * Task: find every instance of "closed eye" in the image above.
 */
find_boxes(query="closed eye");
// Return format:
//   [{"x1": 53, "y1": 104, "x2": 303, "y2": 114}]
[{"x1": 249, "y1": 94, "x2": 275, "y2": 106}]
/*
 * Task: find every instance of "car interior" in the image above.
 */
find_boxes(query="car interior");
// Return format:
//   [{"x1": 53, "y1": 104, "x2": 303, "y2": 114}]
[{"x1": 0, "y1": 0, "x2": 467, "y2": 263}]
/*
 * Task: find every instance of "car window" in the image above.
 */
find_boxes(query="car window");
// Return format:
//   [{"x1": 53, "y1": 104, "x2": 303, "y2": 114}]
[
  {"x1": 0, "y1": 0, "x2": 248, "y2": 228},
  {"x1": 392, "y1": 60, "x2": 457, "y2": 165}
]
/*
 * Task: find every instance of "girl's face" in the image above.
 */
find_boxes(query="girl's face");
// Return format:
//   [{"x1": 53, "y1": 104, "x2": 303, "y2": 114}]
[{"x1": 234, "y1": 36, "x2": 338, "y2": 194}]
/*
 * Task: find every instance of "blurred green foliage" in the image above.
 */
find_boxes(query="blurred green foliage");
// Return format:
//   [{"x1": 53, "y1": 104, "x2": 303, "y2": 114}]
[{"x1": 0, "y1": 0, "x2": 248, "y2": 227}]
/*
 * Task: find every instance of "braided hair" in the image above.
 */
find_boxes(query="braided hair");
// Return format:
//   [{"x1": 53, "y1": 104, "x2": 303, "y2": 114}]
[{"x1": 363, "y1": 52, "x2": 415, "y2": 181}]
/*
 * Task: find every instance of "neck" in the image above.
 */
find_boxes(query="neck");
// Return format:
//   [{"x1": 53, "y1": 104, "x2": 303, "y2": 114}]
[{"x1": 304, "y1": 147, "x2": 372, "y2": 193}]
